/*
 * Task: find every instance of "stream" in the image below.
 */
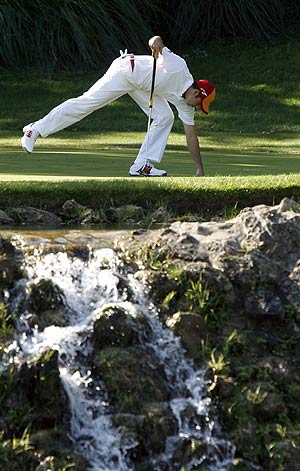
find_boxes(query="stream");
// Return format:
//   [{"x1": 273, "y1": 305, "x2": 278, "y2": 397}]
[{"x1": 2, "y1": 230, "x2": 236, "y2": 471}]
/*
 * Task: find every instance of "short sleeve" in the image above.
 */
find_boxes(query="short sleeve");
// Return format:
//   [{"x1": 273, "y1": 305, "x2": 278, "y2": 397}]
[{"x1": 176, "y1": 100, "x2": 195, "y2": 125}]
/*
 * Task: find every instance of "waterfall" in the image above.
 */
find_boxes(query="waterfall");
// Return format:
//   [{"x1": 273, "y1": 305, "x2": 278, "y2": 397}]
[{"x1": 4, "y1": 240, "x2": 235, "y2": 471}]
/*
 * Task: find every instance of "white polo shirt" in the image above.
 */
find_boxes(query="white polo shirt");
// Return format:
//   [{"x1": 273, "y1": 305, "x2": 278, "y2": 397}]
[{"x1": 133, "y1": 47, "x2": 195, "y2": 125}]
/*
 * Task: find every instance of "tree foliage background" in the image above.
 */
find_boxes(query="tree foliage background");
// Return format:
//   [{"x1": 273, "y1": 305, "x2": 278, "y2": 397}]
[{"x1": 0, "y1": 0, "x2": 299, "y2": 72}]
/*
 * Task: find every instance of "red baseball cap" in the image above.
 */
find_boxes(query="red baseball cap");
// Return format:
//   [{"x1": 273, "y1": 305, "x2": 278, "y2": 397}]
[{"x1": 194, "y1": 79, "x2": 216, "y2": 114}]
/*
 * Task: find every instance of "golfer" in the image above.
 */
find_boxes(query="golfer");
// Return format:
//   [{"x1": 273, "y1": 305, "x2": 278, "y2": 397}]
[{"x1": 21, "y1": 36, "x2": 216, "y2": 177}]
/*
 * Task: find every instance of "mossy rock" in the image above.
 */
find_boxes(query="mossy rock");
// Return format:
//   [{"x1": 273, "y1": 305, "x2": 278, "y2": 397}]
[
  {"x1": 92, "y1": 346, "x2": 170, "y2": 413},
  {"x1": 92, "y1": 306, "x2": 151, "y2": 351},
  {"x1": 113, "y1": 404, "x2": 178, "y2": 461},
  {"x1": 1, "y1": 349, "x2": 69, "y2": 436},
  {"x1": 171, "y1": 437, "x2": 212, "y2": 470},
  {"x1": 111, "y1": 205, "x2": 144, "y2": 223},
  {"x1": 0, "y1": 236, "x2": 23, "y2": 292},
  {"x1": 9, "y1": 207, "x2": 62, "y2": 226},
  {"x1": 27, "y1": 279, "x2": 67, "y2": 330},
  {"x1": 138, "y1": 404, "x2": 178, "y2": 455},
  {"x1": 0, "y1": 301, "x2": 15, "y2": 347},
  {"x1": 166, "y1": 311, "x2": 206, "y2": 362},
  {"x1": 28, "y1": 279, "x2": 64, "y2": 314}
]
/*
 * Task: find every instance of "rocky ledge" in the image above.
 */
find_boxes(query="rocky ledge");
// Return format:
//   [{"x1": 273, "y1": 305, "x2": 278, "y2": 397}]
[
  {"x1": 0, "y1": 199, "x2": 165, "y2": 227},
  {"x1": 117, "y1": 197, "x2": 300, "y2": 471}
]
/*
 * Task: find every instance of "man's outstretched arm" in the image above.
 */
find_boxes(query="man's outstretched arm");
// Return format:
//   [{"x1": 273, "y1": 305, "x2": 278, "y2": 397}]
[{"x1": 184, "y1": 124, "x2": 204, "y2": 176}]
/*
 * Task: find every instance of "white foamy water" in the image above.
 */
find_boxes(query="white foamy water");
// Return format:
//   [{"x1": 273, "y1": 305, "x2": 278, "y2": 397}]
[{"x1": 5, "y1": 244, "x2": 235, "y2": 471}]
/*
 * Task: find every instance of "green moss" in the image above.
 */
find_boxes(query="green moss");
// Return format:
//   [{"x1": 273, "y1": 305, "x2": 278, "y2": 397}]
[
  {"x1": 93, "y1": 346, "x2": 169, "y2": 413},
  {"x1": 0, "y1": 302, "x2": 15, "y2": 348}
]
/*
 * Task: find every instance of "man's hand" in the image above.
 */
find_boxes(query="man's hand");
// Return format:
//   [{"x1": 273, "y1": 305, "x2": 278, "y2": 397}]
[
  {"x1": 148, "y1": 36, "x2": 164, "y2": 59},
  {"x1": 184, "y1": 124, "x2": 205, "y2": 177},
  {"x1": 195, "y1": 168, "x2": 204, "y2": 177}
]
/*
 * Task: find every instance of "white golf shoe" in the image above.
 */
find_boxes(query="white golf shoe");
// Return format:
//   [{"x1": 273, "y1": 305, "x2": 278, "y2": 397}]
[
  {"x1": 129, "y1": 161, "x2": 167, "y2": 177},
  {"x1": 21, "y1": 123, "x2": 40, "y2": 153}
]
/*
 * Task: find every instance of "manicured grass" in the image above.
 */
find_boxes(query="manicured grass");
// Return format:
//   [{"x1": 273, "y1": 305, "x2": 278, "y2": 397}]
[{"x1": 1, "y1": 143, "x2": 300, "y2": 179}]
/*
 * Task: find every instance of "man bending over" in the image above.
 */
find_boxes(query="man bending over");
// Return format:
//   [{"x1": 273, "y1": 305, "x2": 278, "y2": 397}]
[{"x1": 21, "y1": 36, "x2": 216, "y2": 177}]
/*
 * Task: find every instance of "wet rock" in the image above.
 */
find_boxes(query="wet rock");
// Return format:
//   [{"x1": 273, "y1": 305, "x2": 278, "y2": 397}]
[
  {"x1": 0, "y1": 209, "x2": 14, "y2": 225},
  {"x1": 139, "y1": 404, "x2": 178, "y2": 454},
  {"x1": 215, "y1": 376, "x2": 237, "y2": 399},
  {"x1": 115, "y1": 273, "x2": 135, "y2": 301},
  {"x1": 171, "y1": 437, "x2": 212, "y2": 470},
  {"x1": 0, "y1": 236, "x2": 23, "y2": 293},
  {"x1": 134, "y1": 460, "x2": 170, "y2": 471},
  {"x1": 27, "y1": 279, "x2": 67, "y2": 330},
  {"x1": 142, "y1": 270, "x2": 179, "y2": 310},
  {"x1": 10, "y1": 207, "x2": 62, "y2": 226},
  {"x1": 92, "y1": 346, "x2": 170, "y2": 413},
  {"x1": 92, "y1": 306, "x2": 151, "y2": 350},
  {"x1": 1, "y1": 349, "x2": 69, "y2": 435},
  {"x1": 166, "y1": 311, "x2": 206, "y2": 361},
  {"x1": 118, "y1": 404, "x2": 178, "y2": 462},
  {"x1": 171, "y1": 437, "x2": 193, "y2": 469},
  {"x1": 177, "y1": 404, "x2": 211, "y2": 439}
]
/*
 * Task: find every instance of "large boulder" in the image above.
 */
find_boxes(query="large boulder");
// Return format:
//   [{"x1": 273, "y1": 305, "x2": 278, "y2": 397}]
[
  {"x1": 0, "y1": 209, "x2": 14, "y2": 225},
  {"x1": 10, "y1": 207, "x2": 62, "y2": 226},
  {"x1": 27, "y1": 279, "x2": 67, "y2": 330},
  {"x1": 0, "y1": 349, "x2": 69, "y2": 435},
  {"x1": 0, "y1": 236, "x2": 23, "y2": 294},
  {"x1": 92, "y1": 305, "x2": 151, "y2": 349},
  {"x1": 166, "y1": 311, "x2": 206, "y2": 362},
  {"x1": 92, "y1": 346, "x2": 170, "y2": 413}
]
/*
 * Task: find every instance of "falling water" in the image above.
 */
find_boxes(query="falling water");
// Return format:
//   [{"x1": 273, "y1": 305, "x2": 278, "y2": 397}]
[{"x1": 4, "y1": 239, "x2": 235, "y2": 471}]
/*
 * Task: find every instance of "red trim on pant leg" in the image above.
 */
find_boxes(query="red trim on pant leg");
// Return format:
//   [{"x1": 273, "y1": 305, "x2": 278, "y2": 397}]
[{"x1": 130, "y1": 53, "x2": 135, "y2": 72}]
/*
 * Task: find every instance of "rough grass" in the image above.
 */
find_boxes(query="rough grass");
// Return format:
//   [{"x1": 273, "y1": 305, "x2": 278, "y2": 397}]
[{"x1": 0, "y1": 175, "x2": 299, "y2": 216}]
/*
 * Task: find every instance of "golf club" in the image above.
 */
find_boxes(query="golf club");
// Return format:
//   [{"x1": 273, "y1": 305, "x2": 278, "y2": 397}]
[{"x1": 144, "y1": 55, "x2": 157, "y2": 165}]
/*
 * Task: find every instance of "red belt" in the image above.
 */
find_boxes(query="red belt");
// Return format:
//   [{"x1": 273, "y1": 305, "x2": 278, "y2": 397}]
[{"x1": 130, "y1": 53, "x2": 135, "y2": 72}]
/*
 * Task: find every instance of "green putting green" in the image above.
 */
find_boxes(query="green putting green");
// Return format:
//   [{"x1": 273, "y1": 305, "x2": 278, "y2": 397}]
[{"x1": 1, "y1": 146, "x2": 300, "y2": 180}]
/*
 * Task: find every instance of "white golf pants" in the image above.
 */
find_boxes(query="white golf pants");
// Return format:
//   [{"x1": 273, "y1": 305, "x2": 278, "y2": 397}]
[{"x1": 34, "y1": 56, "x2": 174, "y2": 164}]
